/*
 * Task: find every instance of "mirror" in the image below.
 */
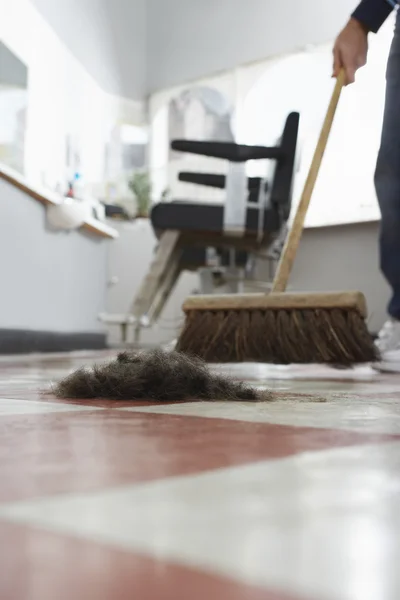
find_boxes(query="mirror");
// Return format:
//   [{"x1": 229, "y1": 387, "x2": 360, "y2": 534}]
[{"x1": 0, "y1": 42, "x2": 28, "y2": 174}]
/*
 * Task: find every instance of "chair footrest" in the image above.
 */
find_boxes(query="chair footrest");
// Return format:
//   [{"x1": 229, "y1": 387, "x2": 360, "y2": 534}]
[{"x1": 98, "y1": 313, "x2": 150, "y2": 327}]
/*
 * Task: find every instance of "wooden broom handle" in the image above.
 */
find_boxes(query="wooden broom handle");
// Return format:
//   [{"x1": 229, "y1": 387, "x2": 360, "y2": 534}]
[{"x1": 271, "y1": 69, "x2": 345, "y2": 293}]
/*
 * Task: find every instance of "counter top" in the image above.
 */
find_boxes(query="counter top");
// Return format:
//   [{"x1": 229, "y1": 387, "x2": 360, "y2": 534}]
[{"x1": 0, "y1": 163, "x2": 119, "y2": 240}]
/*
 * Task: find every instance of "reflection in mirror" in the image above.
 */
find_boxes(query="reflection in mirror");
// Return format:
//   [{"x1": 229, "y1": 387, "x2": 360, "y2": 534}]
[
  {"x1": 0, "y1": 42, "x2": 28, "y2": 174},
  {"x1": 168, "y1": 86, "x2": 234, "y2": 161}
]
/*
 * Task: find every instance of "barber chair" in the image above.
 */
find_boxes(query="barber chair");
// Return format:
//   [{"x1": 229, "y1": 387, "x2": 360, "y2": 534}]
[{"x1": 100, "y1": 112, "x2": 300, "y2": 342}]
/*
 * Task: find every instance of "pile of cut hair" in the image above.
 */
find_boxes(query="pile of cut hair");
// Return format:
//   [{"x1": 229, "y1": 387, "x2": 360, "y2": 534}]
[{"x1": 53, "y1": 349, "x2": 272, "y2": 402}]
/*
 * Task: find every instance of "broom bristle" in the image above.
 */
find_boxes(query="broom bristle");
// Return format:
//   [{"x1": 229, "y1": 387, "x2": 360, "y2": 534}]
[{"x1": 176, "y1": 308, "x2": 380, "y2": 365}]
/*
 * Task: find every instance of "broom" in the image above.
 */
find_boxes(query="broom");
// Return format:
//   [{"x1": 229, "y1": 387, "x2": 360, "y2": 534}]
[{"x1": 176, "y1": 70, "x2": 379, "y2": 365}]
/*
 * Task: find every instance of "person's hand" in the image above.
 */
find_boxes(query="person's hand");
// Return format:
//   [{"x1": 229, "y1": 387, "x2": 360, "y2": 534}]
[{"x1": 333, "y1": 18, "x2": 369, "y2": 84}]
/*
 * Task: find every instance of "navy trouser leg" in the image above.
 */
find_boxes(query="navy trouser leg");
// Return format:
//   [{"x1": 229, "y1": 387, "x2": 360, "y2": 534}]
[{"x1": 374, "y1": 14, "x2": 400, "y2": 319}]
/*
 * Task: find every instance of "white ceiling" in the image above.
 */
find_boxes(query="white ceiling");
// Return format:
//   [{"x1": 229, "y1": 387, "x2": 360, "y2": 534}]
[{"x1": 30, "y1": 0, "x2": 358, "y2": 100}]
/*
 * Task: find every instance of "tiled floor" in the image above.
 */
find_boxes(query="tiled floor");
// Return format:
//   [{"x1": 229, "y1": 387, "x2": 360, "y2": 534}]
[{"x1": 1, "y1": 352, "x2": 400, "y2": 600}]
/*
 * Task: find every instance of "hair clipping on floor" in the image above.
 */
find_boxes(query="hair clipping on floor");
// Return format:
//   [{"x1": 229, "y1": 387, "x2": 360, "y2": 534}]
[{"x1": 52, "y1": 349, "x2": 273, "y2": 402}]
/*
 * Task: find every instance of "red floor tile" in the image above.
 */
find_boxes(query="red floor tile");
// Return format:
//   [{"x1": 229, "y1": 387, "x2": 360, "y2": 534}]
[
  {"x1": 0, "y1": 409, "x2": 399, "y2": 503},
  {"x1": 0, "y1": 521, "x2": 307, "y2": 600}
]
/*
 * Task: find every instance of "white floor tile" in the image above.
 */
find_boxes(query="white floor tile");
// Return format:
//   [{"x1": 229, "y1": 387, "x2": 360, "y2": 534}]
[
  {"x1": 120, "y1": 396, "x2": 400, "y2": 435},
  {"x1": 210, "y1": 362, "x2": 379, "y2": 381},
  {"x1": 0, "y1": 398, "x2": 102, "y2": 416}
]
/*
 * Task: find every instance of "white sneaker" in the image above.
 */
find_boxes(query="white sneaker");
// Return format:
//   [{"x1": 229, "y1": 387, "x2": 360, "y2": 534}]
[{"x1": 375, "y1": 319, "x2": 400, "y2": 373}]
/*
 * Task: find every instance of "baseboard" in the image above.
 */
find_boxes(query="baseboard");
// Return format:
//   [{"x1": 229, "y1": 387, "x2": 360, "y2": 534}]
[{"x1": 0, "y1": 329, "x2": 107, "y2": 354}]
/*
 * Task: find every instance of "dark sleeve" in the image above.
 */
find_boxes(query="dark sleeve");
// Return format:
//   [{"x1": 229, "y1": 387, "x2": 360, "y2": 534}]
[{"x1": 351, "y1": 0, "x2": 394, "y2": 32}]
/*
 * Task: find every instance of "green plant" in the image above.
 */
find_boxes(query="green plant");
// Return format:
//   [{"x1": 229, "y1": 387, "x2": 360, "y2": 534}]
[{"x1": 128, "y1": 171, "x2": 152, "y2": 217}]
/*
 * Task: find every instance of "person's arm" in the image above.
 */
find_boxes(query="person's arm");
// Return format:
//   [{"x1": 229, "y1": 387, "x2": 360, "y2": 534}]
[
  {"x1": 351, "y1": 0, "x2": 395, "y2": 33},
  {"x1": 333, "y1": 0, "x2": 396, "y2": 84}
]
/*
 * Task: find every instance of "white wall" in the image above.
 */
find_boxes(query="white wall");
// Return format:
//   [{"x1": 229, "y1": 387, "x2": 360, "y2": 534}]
[
  {"x1": 147, "y1": 0, "x2": 358, "y2": 93},
  {"x1": 0, "y1": 0, "x2": 144, "y2": 191},
  {"x1": 291, "y1": 222, "x2": 389, "y2": 333},
  {"x1": 0, "y1": 177, "x2": 108, "y2": 334}
]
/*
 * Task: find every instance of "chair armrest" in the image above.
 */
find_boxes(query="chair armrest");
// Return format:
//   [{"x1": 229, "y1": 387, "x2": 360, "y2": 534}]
[{"x1": 171, "y1": 140, "x2": 283, "y2": 162}]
